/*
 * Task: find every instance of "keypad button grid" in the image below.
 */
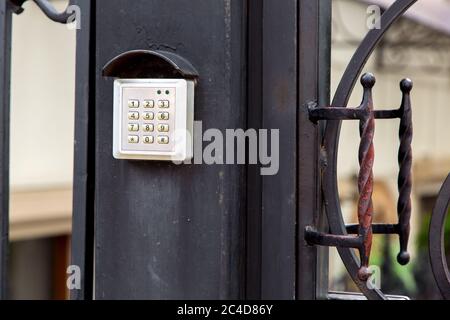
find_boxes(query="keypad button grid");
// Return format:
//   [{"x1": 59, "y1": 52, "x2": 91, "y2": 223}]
[{"x1": 126, "y1": 94, "x2": 173, "y2": 146}]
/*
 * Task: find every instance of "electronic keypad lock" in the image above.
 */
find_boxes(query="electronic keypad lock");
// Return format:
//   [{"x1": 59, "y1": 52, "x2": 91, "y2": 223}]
[
  {"x1": 112, "y1": 78, "x2": 194, "y2": 161},
  {"x1": 102, "y1": 50, "x2": 198, "y2": 161}
]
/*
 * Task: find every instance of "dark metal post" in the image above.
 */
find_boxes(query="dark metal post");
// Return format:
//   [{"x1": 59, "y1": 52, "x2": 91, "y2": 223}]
[
  {"x1": 259, "y1": 0, "x2": 298, "y2": 299},
  {"x1": 246, "y1": 0, "x2": 331, "y2": 299},
  {"x1": 297, "y1": 0, "x2": 331, "y2": 299},
  {"x1": 70, "y1": 0, "x2": 95, "y2": 300},
  {"x1": 0, "y1": 0, "x2": 12, "y2": 300},
  {"x1": 92, "y1": 0, "x2": 247, "y2": 299}
]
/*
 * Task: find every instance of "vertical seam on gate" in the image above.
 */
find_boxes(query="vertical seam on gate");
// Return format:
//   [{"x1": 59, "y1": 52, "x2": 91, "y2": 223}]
[
  {"x1": 85, "y1": 0, "x2": 96, "y2": 300},
  {"x1": 295, "y1": 0, "x2": 300, "y2": 300},
  {"x1": 245, "y1": 0, "x2": 262, "y2": 299},
  {"x1": 70, "y1": 0, "x2": 96, "y2": 300},
  {"x1": 0, "y1": 1, "x2": 12, "y2": 300},
  {"x1": 296, "y1": 0, "x2": 321, "y2": 300}
]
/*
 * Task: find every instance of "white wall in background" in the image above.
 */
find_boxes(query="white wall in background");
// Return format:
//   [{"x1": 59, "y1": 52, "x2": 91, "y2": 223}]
[{"x1": 10, "y1": 0, "x2": 76, "y2": 190}]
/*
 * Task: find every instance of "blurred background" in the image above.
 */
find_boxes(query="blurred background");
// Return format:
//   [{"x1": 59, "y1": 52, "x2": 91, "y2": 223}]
[
  {"x1": 330, "y1": 0, "x2": 450, "y2": 299},
  {"x1": 8, "y1": 0, "x2": 74, "y2": 299},
  {"x1": 6, "y1": 0, "x2": 450, "y2": 299}
]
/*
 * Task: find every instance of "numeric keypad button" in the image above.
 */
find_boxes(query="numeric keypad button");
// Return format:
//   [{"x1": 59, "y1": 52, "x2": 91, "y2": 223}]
[
  {"x1": 158, "y1": 100, "x2": 170, "y2": 108},
  {"x1": 128, "y1": 112, "x2": 139, "y2": 120},
  {"x1": 157, "y1": 136, "x2": 169, "y2": 144},
  {"x1": 128, "y1": 123, "x2": 139, "y2": 132},
  {"x1": 157, "y1": 112, "x2": 169, "y2": 120},
  {"x1": 128, "y1": 100, "x2": 139, "y2": 108},
  {"x1": 143, "y1": 124, "x2": 154, "y2": 132},
  {"x1": 143, "y1": 112, "x2": 154, "y2": 121},
  {"x1": 144, "y1": 100, "x2": 155, "y2": 108},
  {"x1": 143, "y1": 136, "x2": 154, "y2": 144},
  {"x1": 157, "y1": 124, "x2": 169, "y2": 132},
  {"x1": 128, "y1": 135, "x2": 139, "y2": 143}
]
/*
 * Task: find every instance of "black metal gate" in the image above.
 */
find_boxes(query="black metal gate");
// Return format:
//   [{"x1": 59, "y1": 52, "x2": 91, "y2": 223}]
[{"x1": 0, "y1": 0, "x2": 448, "y2": 300}]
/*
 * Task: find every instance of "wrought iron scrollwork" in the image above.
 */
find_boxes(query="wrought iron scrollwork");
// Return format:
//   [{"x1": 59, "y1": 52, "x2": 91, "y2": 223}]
[
  {"x1": 305, "y1": 0, "x2": 421, "y2": 300},
  {"x1": 429, "y1": 174, "x2": 450, "y2": 300},
  {"x1": 9, "y1": 0, "x2": 74, "y2": 24},
  {"x1": 305, "y1": 0, "x2": 450, "y2": 300},
  {"x1": 306, "y1": 73, "x2": 413, "y2": 283}
]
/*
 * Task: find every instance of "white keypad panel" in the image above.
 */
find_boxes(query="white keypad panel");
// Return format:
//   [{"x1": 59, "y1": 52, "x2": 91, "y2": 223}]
[{"x1": 113, "y1": 79, "x2": 193, "y2": 161}]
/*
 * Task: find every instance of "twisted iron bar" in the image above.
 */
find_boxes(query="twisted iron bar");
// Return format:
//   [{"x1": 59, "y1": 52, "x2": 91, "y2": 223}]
[
  {"x1": 397, "y1": 79, "x2": 413, "y2": 265},
  {"x1": 356, "y1": 74, "x2": 375, "y2": 281}
]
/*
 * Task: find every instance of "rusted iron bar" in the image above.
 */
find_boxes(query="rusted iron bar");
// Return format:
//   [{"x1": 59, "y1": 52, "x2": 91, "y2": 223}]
[
  {"x1": 308, "y1": 106, "x2": 369, "y2": 121},
  {"x1": 305, "y1": 226, "x2": 361, "y2": 249},
  {"x1": 356, "y1": 73, "x2": 375, "y2": 281},
  {"x1": 309, "y1": 104, "x2": 402, "y2": 122}
]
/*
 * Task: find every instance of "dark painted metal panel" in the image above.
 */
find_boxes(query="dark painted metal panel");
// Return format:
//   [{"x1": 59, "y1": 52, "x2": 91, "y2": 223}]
[
  {"x1": 246, "y1": 0, "x2": 331, "y2": 300},
  {"x1": 260, "y1": 0, "x2": 297, "y2": 299},
  {"x1": 297, "y1": 0, "x2": 325, "y2": 300},
  {"x1": 94, "y1": 0, "x2": 247, "y2": 299},
  {"x1": 0, "y1": 0, "x2": 11, "y2": 300},
  {"x1": 70, "y1": 0, "x2": 95, "y2": 300}
]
